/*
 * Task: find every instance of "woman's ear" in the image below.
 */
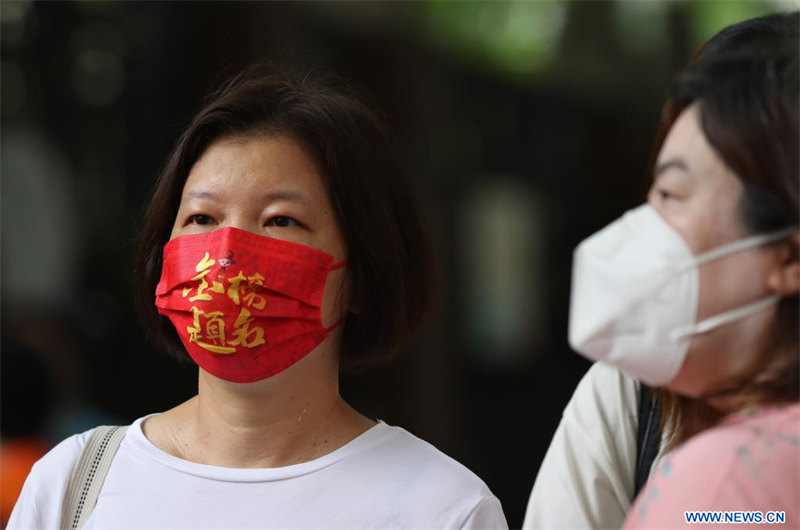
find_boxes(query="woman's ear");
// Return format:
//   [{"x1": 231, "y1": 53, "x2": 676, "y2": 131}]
[
  {"x1": 767, "y1": 232, "x2": 800, "y2": 296},
  {"x1": 335, "y1": 269, "x2": 360, "y2": 314}
]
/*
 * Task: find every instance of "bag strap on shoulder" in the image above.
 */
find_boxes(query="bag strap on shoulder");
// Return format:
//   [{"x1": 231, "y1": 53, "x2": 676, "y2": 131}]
[
  {"x1": 61, "y1": 425, "x2": 128, "y2": 530},
  {"x1": 634, "y1": 383, "x2": 662, "y2": 497}
]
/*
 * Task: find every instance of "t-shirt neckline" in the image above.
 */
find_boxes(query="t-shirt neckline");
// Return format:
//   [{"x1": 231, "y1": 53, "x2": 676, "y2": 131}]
[{"x1": 126, "y1": 414, "x2": 392, "y2": 483}]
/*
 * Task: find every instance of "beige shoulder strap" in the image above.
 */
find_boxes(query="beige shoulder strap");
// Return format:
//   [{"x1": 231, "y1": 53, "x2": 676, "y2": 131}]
[{"x1": 60, "y1": 425, "x2": 128, "y2": 530}]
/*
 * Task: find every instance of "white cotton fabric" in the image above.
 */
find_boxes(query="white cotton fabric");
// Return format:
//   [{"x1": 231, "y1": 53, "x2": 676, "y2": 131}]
[
  {"x1": 9, "y1": 416, "x2": 507, "y2": 530},
  {"x1": 522, "y1": 363, "x2": 668, "y2": 529}
]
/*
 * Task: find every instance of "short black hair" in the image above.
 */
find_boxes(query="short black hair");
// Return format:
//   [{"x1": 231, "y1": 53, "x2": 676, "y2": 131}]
[{"x1": 135, "y1": 65, "x2": 432, "y2": 369}]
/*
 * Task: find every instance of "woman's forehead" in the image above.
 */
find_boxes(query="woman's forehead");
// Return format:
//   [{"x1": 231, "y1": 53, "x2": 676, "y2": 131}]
[
  {"x1": 659, "y1": 105, "x2": 737, "y2": 188},
  {"x1": 181, "y1": 135, "x2": 328, "y2": 206}
]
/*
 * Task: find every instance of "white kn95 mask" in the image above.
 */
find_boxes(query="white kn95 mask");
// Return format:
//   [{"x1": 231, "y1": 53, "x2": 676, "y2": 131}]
[{"x1": 569, "y1": 204, "x2": 794, "y2": 386}]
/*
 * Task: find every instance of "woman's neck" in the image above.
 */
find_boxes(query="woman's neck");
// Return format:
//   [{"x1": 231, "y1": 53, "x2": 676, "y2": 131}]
[{"x1": 143, "y1": 350, "x2": 374, "y2": 468}]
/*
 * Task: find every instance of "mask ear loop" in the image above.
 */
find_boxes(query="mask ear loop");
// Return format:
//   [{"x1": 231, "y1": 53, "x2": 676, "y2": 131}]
[
  {"x1": 325, "y1": 259, "x2": 349, "y2": 331},
  {"x1": 329, "y1": 259, "x2": 349, "y2": 270},
  {"x1": 693, "y1": 227, "x2": 797, "y2": 266},
  {"x1": 669, "y1": 227, "x2": 797, "y2": 341},
  {"x1": 325, "y1": 317, "x2": 347, "y2": 332},
  {"x1": 669, "y1": 295, "x2": 781, "y2": 341}
]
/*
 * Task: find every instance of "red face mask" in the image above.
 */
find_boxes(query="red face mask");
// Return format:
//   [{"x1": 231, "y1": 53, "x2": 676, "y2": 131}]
[{"x1": 155, "y1": 227, "x2": 347, "y2": 383}]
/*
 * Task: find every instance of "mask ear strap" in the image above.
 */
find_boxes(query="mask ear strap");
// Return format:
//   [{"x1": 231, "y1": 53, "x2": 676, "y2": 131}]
[
  {"x1": 325, "y1": 260, "x2": 349, "y2": 330},
  {"x1": 325, "y1": 315, "x2": 347, "y2": 332},
  {"x1": 669, "y1": 295, "x2": 781, "y2": 341},
  {"x1": 693, "y1": 227, "x2": 797, "y2": 266},
  {"x1": 330, "y1": 259, "x2": 348, "y2": 271}
]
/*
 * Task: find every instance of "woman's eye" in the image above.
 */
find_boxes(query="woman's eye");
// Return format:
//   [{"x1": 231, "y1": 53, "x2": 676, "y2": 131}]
[
  {"x1": 266, "y1": 216, "x2": 300, "y2": 228},
  {"x1": 656, "y1": 188, "x2": 674, "y2": 201},
  {"x1": 188, "y1": 214, "x2": 216, "y2": 226}
]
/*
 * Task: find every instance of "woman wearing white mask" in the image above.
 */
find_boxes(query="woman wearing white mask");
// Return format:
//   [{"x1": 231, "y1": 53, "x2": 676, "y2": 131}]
[
  {"x1": 615, "y1": 41, "x2": 799, "y2": 527},
  {"x1": 524, "y1": 12, "x2": 798, "y2": 529},
  {"x1": 580, "y1": 32, "x2": 798, "y2": 530}
]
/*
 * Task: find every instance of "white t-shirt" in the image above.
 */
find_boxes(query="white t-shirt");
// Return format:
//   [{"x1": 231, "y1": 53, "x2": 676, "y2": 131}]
[
  {"x1": 522, "y1": 363, "x2": 668, "y2": 529},
  {"x1": 9, "y1": 416, "x2": 507, "y2": 530}
]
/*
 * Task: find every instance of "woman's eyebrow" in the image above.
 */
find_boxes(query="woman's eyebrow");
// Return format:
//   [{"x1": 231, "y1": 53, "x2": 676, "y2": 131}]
[
  {"x1": 182, "y1": 190, "x2": 312, "y2": 205},
  {"x1": 261, "y1": 190, "x2": 312, "y2": 206},
  {"x1": 184, "y1": 190, "x2": 221, "y2": 202},
  {"x1": 654, "y1": 158, "x2": 690, "y2": 177}
]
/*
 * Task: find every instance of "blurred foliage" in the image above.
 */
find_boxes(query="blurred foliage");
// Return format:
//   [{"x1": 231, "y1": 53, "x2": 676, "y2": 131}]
[
  {"x1": 417, "y1": 1, "x2": 568, "y2": 78},
  {"x1": 613, "y1": 0, "x2": 670, "y2": 56},
  {"x1": 688, "y1": 0, "x2": 796, "y2": 46},
  {"x1": 417, "y1": 0, "x2": 796, "y2": 82}
]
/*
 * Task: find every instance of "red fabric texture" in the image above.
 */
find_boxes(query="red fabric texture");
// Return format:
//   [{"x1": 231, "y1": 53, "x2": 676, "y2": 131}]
[{"x1": 156, "y1": 227, "x2": 339, "y2": 383}]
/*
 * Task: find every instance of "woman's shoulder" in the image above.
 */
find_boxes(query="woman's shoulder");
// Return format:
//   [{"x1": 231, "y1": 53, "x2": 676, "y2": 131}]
[
  {"x1": 29, "y1": 428, "x2": 92, "y2": 481},
  {"x1": 522, "y1": 364, "x2": 642, "y2": 529},
  {"x1": 673, "y1": 403, "x2": 799, "y2": 465},
  {"x1": 369, "y1": 422, "x2": 495, "y2": 494},
  {"x1": 686, "y1": 403, "x2": 798, "y2": 474},
  {"x1": 337, "y1": 422, "x2": 507, "y2": 528},
  {"x1": 7, "y1": 428, "x2": 94, "y2": 529},
  {"x1": 625, "y1": 404, "x2": 800, "y2": 528},
  {"x1": 561, "y1": 362, "x2": 641, "y2": 451},
  {"x1": 569, "y1": 362, "x2": 639, "y2": 416}
]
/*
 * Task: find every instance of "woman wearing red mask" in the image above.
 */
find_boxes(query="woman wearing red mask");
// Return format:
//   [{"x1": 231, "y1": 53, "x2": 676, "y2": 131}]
[{"x1": 8, "y1": 66, "x2": 508, "y2": 530}]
